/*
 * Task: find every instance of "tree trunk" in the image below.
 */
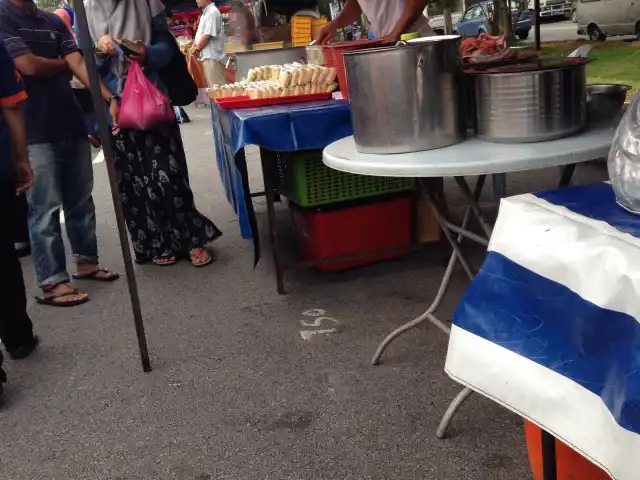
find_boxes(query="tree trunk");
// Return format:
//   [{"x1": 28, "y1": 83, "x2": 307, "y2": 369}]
[{"x1": 491, "y1": 0, "x2": 513, "y2": 39}]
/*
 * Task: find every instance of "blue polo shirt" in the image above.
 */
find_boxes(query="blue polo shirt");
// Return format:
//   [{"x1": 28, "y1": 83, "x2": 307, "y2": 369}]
[
  {"x1": 0, "y1": 0, "x2": 86, "y2": 145},
  {"x1": 0, "y1": 40, "x2": 26, "y2": 181}
]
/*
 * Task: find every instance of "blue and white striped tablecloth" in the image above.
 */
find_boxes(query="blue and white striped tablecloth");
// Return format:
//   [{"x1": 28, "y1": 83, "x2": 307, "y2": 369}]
[{"x1": 445, "y1": 182, "x2": 640, "y2": 480}]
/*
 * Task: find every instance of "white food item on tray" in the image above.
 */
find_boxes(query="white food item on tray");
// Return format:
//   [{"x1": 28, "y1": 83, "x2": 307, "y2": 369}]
[
  {"x1": 324, "y1": 67, "x2": 337, "y2": 85},
  {"x1": 217, "y1": 61, "x2": 338, "y2": 101}
]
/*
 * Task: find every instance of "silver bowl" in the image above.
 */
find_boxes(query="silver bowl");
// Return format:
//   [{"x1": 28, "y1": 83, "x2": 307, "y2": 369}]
[{"x1": 587, "y1": 84, "x2": 631, "y2": 122}]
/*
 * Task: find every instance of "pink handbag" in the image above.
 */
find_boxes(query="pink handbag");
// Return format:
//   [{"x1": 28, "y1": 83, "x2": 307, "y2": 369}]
[{"x1": 118, "y1": 61, "x2": 174, "y2": 131}]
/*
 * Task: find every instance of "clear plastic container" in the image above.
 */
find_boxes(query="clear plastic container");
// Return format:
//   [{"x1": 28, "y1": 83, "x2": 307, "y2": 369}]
[
  {"x1": 608, "y1": 92, "x2": 640, "y2": 213},
  {"x1": 305, "y1": 45, "x2": 325, "y2": 65}
]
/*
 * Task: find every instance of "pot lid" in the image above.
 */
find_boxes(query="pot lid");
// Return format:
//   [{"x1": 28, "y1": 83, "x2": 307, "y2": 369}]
[{"x1": 466, "y1": 57, "x2": 588, "y2": 74}]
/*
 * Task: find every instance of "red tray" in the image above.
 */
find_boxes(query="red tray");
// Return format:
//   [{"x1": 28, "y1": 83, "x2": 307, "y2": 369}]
[{"x1": 214, "y1": 92, "x2": 333, "y2": 110}]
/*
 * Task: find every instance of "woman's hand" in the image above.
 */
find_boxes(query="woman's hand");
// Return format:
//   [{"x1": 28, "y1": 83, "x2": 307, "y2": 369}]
[
  {"x1": 97, "y1": 35, "x2": 117, "y2": 56},
  {"x1": 109, "y1": 98, "x2": 120, "y2": 135}
]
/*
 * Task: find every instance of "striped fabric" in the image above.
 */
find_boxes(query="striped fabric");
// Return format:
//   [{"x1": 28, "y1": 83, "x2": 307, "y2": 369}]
[{"x1": 445, "y1": 182, "x2": 640, "y2": 480}]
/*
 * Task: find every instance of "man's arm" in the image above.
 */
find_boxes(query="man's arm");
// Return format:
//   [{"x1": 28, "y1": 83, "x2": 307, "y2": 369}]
[
  {"x1": 194, "y1": 33, "x2": 211, "y2": 51},
  {"x1": 0, "y1": 20, "x2": 68, "y2": 77},
  {"x1": 64, "y1": 51, "x2": 114, "y2": 102},
  {"x1": 4, "y1": 104, "x2": 28, "y2": 166}
]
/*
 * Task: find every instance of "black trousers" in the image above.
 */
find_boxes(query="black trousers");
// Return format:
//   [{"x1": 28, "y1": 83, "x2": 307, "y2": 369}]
[{"x1": 0, "y1": 181, "x2": 34, "y2": 359}]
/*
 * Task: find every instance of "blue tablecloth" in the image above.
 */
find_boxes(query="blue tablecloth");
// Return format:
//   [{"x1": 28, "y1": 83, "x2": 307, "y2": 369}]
[
  {"x1": 210, "y1": 100, "x2": 352, "y2": 262},
  {"x1": 445, "y1": 182, "x2": 640, "y2": 480}
]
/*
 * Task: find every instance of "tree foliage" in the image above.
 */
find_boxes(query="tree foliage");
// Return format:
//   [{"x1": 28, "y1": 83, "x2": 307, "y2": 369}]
[{"x1": 35, "y1": 0, "x2": 69, "y2": 12}]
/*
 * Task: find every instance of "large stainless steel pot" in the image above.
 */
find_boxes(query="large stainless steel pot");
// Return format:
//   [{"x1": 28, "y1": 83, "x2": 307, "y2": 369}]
[
  {"x1": 344, "y1": 35, "x2": 466, "y2": 154},
  {"x1": 473, "y1": 59, "x2": 587, "y2": 143}
]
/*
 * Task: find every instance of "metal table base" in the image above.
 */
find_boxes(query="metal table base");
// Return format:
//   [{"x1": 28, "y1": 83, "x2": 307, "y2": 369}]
[
  {"x1": 372, "y1": 175, "x2": 492, "y2": 366},
  {"x1": 371, "y1": 170, "x2": 577, "y2": 442}
]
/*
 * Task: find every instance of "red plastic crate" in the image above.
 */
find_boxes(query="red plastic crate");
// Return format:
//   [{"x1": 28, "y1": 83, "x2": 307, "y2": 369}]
[
  {"x1": 292, "y1": 195, "x2": 411, "y2": 273},
  {"x1": 322, "y1": 40, "x2": 383, "y2": 100}
]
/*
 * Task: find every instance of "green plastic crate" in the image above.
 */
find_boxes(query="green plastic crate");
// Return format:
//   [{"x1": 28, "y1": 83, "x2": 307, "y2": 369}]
[{"x1": 273, "y1": 149, "x2": 414, "y2": 208}]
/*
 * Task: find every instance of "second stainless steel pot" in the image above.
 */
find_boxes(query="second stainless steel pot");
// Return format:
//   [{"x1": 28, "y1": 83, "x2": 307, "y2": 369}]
[
  {"x1": 473, "y1": 60, "x2": 587, "y2": 143},
  {"x1": 344, "y1": 36, "x2": 466, "y2": 154}
]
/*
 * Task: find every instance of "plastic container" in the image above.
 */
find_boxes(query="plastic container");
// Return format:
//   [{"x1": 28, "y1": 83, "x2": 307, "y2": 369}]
[
  {"x1": 524, "y1": 421, "x2": 610, "y2": 480},
  {"x1": 322, "y1": 40, "x2": 384, "y2": 100},
  {"x1": 292, "y1": 195, "x2": 411, "y2": 272},
  {"x1": 273, "y1": 150, "x2": 414, "y2": 207},
  {"x1": 306, "y1": 45, "x2": 325, "y2": 65},
  {"x1": 400, "y1": 32, "x2": 420, "y2": 41}
]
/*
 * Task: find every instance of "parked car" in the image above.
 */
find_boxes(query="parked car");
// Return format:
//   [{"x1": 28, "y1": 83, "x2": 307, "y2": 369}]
[
  {"x1": 576, "y1": 0, "x2": 640, "y2": 40},
  {"x1": 529, "y1": 0, "x2": 573, "y2": 18},
  {"x1": 454, "y1": 1, "x2": 533, "y2": 40}
]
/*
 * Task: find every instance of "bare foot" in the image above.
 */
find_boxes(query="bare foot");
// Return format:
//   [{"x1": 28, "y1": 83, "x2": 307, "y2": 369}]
[
  {"x1": 189, "y1": 248, "x2": 212, "y2": 267},
  {"x1": 75, "y1": 262, "x2": 119, "y2": 280},
  {"x1": 38, "y1": 283, "x2": 89, "y2": 306}
]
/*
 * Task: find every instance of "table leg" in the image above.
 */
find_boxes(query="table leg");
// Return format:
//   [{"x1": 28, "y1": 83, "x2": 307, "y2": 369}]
[
  {"x1": 371, "y1": 176, "x2": 488, "y2": 365},
  {"x1": 259, "y1": 148, "x2": 285, "y2": 295},
  {"x1": 559, "y1": 163, "x2": 577, "y2": 188},
  {"x1": 492, "y1": 173, "x2": 507, "y2": 203},
  {"x1": 542, "y1": 429, "x2": 558, "y2": 480},
  {"x1": 436, "y1": 386, "x2": 472, "y2": 439}
]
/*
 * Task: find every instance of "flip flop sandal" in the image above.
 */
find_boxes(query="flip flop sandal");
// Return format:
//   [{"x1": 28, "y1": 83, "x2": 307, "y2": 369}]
[
  {"x1": 35, "y1": 289, "x2": 89, "y2": 307},
  {"x1": 72, "y1": 268, "x2": 120, "y2": 282},
  {"x1": 190, "y1": 253, "x2": 213, "y2": 268},
  {"x1": 152, "y1": 256, "x2": 178, "y2": 266}
]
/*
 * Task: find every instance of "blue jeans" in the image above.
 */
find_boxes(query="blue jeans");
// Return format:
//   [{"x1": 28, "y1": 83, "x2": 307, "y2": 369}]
[{"x1": 26, "y1": 138, "x2": 98, "y2": 290}]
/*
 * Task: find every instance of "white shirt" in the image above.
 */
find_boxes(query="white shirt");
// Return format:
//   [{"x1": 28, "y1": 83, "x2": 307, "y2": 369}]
[
  {"x1": 358, "y1": 0, "x2": 435, "y2": 37},
  {"x1": 196, "y1": 3, "x2": 226, "y2": 60}
]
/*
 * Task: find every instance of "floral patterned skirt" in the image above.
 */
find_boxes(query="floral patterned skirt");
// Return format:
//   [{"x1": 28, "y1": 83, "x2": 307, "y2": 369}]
[{"x1": 113, "y1": 121, "x2": 222, "y2": 261}]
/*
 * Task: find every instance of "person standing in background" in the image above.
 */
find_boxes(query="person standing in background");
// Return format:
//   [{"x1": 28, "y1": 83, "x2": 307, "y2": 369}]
[
  {"x1": 229, "y1": 0, "x2": 258, "y2": 50},
  {"x1": 194, "y1": 0, "x2": 227, "y2": 86},
  {"x1": 86, "y1": 0, "x2": 222, "y2": 267},
  {"x1": 316, "y1": 0, "x2": 435, "y2": 44},
  {"x1": 0, "y1": 0, "x2": 121, "y2": 307},
  {"x1": 0, "y1": 40, "x2": 39, "y2": 400}
]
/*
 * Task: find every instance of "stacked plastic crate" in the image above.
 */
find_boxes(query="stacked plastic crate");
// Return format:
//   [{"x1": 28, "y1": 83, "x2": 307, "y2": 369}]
[
  {"x1": 273, "y1": 150, "x2": 415, "y2": 272},
  {"x1": 291, "y1": 17, "x2": 328, "y2": 46}
]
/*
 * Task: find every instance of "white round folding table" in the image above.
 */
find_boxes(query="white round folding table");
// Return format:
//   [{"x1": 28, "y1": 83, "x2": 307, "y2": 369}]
[{"x1": 322, "y1": 119, "x2": 619, "y2": 439}]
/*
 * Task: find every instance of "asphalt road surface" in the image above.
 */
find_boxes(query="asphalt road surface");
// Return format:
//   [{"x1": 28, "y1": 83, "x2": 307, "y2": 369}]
[
  {"x1": 538, "y1": 18, "x2": 579, "y2": 42},
  {"x1": 0, "y1": 107, "x2": 609, "y2": 479}
]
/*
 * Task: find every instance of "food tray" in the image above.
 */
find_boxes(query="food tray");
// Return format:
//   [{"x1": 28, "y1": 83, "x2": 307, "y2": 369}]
[
  {"x1": 270, "y1": 149, "x2": 414, "y2": 208},
  {"x1": 213, "y1": 92, "x2": 332, "y2": 110}
]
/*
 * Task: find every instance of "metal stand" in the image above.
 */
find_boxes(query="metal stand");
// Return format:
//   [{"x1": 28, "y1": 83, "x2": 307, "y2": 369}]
[
  {"x1": 542, "y1": 429, "x2": 558, "y2": 480},
  {"x1": 258, "y1": 147, "x2": 285, "y2": 295},
  {"x1": 372, "y1": 176, "x2": 492, "y2": 365},
  {"x1": 559, "y1": 163, "x2": 577, "y2": 188},
  {"x1": 75, "y1": 1, "x2": 151, "y2": 372}
]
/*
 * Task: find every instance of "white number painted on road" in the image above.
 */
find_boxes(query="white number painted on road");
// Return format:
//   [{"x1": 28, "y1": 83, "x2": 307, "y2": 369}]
[
  {"x1": 299, "y1": 309, "x2": 340, "y2": 341},
  {"x1": 300, "y1": 316, "x2": 338, "y2": 328}
]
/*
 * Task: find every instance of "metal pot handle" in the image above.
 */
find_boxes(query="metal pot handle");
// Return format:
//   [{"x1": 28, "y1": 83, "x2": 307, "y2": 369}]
[{"x1": 395, "y1": 40, "x2": 407, "y2": 47}]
